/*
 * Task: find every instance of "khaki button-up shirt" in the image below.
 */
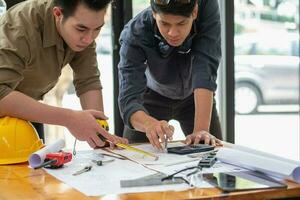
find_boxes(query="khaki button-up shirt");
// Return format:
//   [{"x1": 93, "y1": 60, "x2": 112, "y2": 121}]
[{"x1": 0, "y1": 0, "x2": 102, "y2": 101}]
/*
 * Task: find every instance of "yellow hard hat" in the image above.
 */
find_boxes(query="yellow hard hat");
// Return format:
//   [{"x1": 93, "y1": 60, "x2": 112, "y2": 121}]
[{"x1": 0, "y1": 117, "x2": 43, "y2": 165}]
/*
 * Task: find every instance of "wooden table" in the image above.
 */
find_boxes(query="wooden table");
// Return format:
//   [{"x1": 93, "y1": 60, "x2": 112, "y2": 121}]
[{"x1": 1, "y1": 163, "x2": 300, "y2": 200}]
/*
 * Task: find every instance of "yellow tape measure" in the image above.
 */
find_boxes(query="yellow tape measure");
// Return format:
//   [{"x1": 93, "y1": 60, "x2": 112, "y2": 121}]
[
  {"x1": 114, "y1": 143, "x2": 158, "y2": 160},
  {"x1": 96, "y1": 119, "x2": 158, "y2": 160},
  {"x1": 96, "y1": 119, "x2": 109, "y2": 131}
]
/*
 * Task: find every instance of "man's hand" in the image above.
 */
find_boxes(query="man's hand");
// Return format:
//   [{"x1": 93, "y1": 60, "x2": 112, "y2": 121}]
[
  {"x1": 144, "y1": 120, "x2": 174, "y2": 151},
  {"x1": 66, "y1": 109, "x2": 128, "y2": 148},
  {"x1": 185, "y1": 130, "x2": 222, "y2": 146}
]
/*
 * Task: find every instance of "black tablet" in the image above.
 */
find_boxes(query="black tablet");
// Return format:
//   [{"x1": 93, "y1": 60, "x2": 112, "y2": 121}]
[
  {"x1": 203, "y1": 171, "x2": 287, "y2": 192},
  {"x1": 167, "y1": 144, "x2": 214, "y2": 155}
]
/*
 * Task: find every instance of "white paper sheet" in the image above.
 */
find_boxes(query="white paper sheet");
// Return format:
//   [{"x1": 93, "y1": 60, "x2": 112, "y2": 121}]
[
  {"x1": 109, "y1": 142, "x2": 197, "y2": 166},
  {"x1": 108, "y1": 143, "x2": 248, "y2": 176},
  {"x1": 28, "y1": 139, "x2": 65, "y2": 168},
  {"x1": 147, "y1": 160, "x2": 247, "y2": 175},
  {"x1": 39, "y1": 141, "x2": 300, "y2": 196},
  {"x1": 44, "y1": 149, "x2": 193, "y2": 196},
  {"x1": 217, "y1": 145, "x2": 300, "y2": 183}
]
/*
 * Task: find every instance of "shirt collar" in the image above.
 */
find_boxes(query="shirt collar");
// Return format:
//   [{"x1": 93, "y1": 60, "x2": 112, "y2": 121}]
[
  {"x1": 42, "y1": 1, "x2": 64, "y2": 50},
  {"x1": 153, "y1": 21, "x2": 197, "y2": 56}
]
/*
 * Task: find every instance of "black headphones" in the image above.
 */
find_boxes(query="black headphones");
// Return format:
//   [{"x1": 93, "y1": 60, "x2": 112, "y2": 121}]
[{"x1": 154, "y1": 22, "x2": 197, "y2": 58}]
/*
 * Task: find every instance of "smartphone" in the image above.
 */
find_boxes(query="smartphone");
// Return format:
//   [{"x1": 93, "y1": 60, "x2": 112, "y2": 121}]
[
  {"x1": 202, "y1": 171, "x2": 286, "y2": 192},
  {"x1": 167, "y1": 144, "x2": 214, "y2": 155}
]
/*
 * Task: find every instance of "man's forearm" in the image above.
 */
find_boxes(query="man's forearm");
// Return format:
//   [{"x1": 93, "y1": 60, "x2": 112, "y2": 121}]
[
  {"x1": 79, "y1": 90, "x2": 104, "y2": 111},
  {"x1": 0, "y1": 91, "x2": 73, "y2": 126},
  {"x1": 130, "y1": 110, "x2": 157, "y2": 133},
  {"x1": 193, "y1": 88, "x2": 213, "y2": 132}
]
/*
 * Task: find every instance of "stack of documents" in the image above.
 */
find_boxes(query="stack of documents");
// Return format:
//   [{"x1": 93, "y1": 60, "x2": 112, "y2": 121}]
[{"x1": 217, "y1": 143, "x2": 300, "y2": 183}]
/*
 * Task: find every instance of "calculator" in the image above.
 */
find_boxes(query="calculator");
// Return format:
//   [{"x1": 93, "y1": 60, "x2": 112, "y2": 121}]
[{"x1": 167, "y1": 144, "x2": 214, "y2": 155}]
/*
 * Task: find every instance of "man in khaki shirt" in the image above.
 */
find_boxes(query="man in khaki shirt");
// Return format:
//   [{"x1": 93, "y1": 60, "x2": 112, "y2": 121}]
[{"x1": 0, "y1": 0, "x2": 128, "y2": 148}]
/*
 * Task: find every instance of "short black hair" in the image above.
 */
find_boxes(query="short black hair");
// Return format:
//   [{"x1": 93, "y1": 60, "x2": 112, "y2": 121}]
[
  {"x1": 53, "y1": 0, "x2": 112, "y2": 19},
  {"x1": 150, "y1": 0, "x2": 197, "y2": 17}
]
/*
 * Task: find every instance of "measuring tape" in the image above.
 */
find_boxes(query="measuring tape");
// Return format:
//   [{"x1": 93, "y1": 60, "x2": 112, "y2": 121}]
[
  {"x1": 96, "y1": 119, "x2": 158, "y2": 160},
  {"x1": 96, "y1": 119, "x2": 109, "y2": 131}
]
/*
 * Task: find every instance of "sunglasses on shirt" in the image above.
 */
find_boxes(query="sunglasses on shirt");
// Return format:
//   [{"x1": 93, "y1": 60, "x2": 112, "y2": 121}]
[{"x1": 153, "y1": 0, "x2": 191, "y2": 5}]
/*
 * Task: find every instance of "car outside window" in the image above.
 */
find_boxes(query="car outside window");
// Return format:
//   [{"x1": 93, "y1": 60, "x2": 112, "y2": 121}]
[{"x1": 254, "y1": 40, "x2": 293, "y2": 56}]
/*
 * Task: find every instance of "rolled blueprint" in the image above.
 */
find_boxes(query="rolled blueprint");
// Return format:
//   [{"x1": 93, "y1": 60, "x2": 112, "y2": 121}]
[
  {"x1": 217, "y1": 143, "x2": 300, "y2": 183},
  {"x1": 28, "y1": 139, "x2": 65, "y2": 168}
]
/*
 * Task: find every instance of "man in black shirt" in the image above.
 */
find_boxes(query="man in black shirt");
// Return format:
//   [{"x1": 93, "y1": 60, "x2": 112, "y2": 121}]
[{"x1": 118, "y1": 0, "x2": 222, "y2": 150}]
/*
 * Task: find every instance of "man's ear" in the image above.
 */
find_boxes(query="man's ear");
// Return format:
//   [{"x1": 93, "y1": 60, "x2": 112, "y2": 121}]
[
  {"x1": 53, "y1": 7, "x2": 63, "y2": 19},
  {"x1": 192, "y1": 3, "x2": 198, "y2": 20}
]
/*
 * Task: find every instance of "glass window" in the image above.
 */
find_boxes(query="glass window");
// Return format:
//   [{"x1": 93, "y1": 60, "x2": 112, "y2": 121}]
[
  {"x1": 255, "y1": 39, "x2": 295, "y2": 56},
  {"x1": 234, "y1": 0, "x2": 300, "y2": 161},
  {"x1": 235, "y1": 43, "x2": 254, "y2": 55},
  {"x1": 133, "y1": 0, "x2": 149, "y2": 16},
  {"x1": 0, "y1": 0, "x2": 6, "y2": 16}
]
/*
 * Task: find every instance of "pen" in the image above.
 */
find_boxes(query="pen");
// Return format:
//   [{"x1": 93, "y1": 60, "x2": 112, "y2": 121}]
[
  {"x1": 164, "y1": 123, "x2": 174, "y2": 152},
  {"x1": 164, "y1": 135, "x2": 168, "y2": 151}
]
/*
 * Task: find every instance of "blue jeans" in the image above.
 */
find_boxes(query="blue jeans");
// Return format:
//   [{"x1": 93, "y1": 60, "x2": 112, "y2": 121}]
[{"x1": 123, "y1": 88, "x2": 222, "y2": 143}]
